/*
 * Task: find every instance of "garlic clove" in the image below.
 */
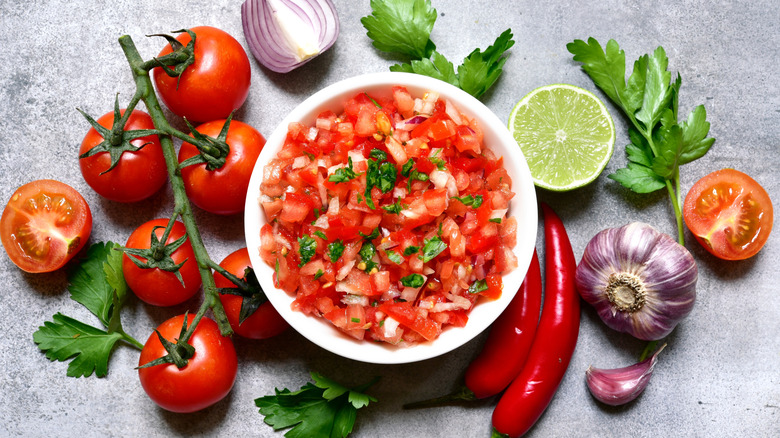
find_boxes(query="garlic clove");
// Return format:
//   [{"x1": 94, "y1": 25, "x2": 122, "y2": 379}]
[{"x1": 585, "y1": 344, "x2": 666, "y2": 406}]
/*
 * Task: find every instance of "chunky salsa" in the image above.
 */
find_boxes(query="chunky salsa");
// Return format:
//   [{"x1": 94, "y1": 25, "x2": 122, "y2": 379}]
[{"x1": 258, "y1": 87, "x2": 518, "y2": 345}]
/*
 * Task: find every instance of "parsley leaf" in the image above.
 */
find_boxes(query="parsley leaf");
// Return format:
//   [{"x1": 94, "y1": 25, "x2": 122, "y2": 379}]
[
  {"x1": 369, "y1": 148, "x2": 387, "y2": 161},
  {"x1": 468, "y1": 279, "x2": 488, "y2": 294},
  {"x1": 568, "y1": 37, "x2": 715, "y2": 245},
  {"x1": 360, "y1": 0, "x2": 437, "y2": 59},
  {"x1": 385, "y1": 250, "x2": 403, "y2": 264},
  {"x1": 67, "y1": 241, "x2": 127, "y2": 326},
  {"x1": 359, "y1": 242, "x2": 379, "y2": 272},
  {"x1": 327, "y1": 240, "x2": 346, "y2": 263},
  {"x1": 359, "y1": 227, "x2": 381, "y2": 241},
  {"x1": 451, "y1": 194, "x2": 483, "y2": 208},
  {"x1": 419, "y1": 236, "x2": 447, "y2": 262},
  {"x1": 33, "y1": 313, "x2": 125, "y2": 378},
  {"x1": 329, "y1": 157, "x2": 360, "y2": 183},
  {"x1": 401, "y1": 159, "x2": 414, "y2": 177},
  {"x1": 363, "y1": 0, "x2": 513, "y2": 99},
  {"x1": 400, "y1": 273, "x2": 425, "y2": 288},
  {"x1": 458, "y1": 29, "x2": 515, "y2": 98},
  {"x1": 33, "y1": 242, "x2": 141, "y2": 378},
  {"x1": 381, "y1": 198, "x2": 405, "y2": 214},
  {"x1": 314, "y1": 230, "x2": 328, "y2": 240},
  {"x1": 298, "y1": 236, "x2": 317, "y2": 267},
  {"x1": 256, "y1": 372, "x2": 379, "y2": 438},
  {"x1": 403, "y1": 246, "x2": 420, "y2": 256},
  {"x1": 391, "y1": 51, "x2": 459, "y2": 88}
]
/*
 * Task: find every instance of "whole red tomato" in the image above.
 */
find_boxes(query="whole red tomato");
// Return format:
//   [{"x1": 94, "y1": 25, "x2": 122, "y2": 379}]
[
  {"x1": 1, "y1": 180, "x2": 92, "y2": 273},
  {"x1": 179, "y1": 119, "x2": 265, "y2": 215},
  {"x1": 153, "y1": 26, "x2": 251, "y2": 122},
  {"x1": 122, "y1": 218, "x2": 201, "y2": 306},
  {"x1": 79, "y1": 109, "x2": 167, "y2": 203},
  {"x1": 138, "y1": 314, "x2": 237, "y2": 413},
  {"x1": 213, "y1": 247, "x2": 289, "y2": 339}
]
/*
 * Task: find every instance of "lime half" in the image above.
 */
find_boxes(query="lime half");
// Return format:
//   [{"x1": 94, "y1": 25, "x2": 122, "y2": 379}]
[{"x1": 508, "y1": 84, "x2": 615, "y2": 191}]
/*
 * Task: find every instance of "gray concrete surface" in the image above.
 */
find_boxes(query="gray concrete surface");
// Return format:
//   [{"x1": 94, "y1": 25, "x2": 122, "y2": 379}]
[{"x1": 1, "y1": 0, "x2": 778, "y2": 436}]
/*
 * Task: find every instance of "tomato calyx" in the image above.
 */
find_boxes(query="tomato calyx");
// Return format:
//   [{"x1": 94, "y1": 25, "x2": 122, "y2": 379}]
[
  {"x1": 137, "y1": 314, "x2": 196, "y2": 370},
  {"x1": 77, "y1": 96, "x2": 163, "y2": 174},
  {"x1": 119, "y1": 218, "x2": 190, "y2": 286},
  {"x1": 216, "y1": 266, "x2": 270, "y2": 324},
  {"x1": 146, "y1": 29, "x2": 196, "y2": 78},
  {"x1": 179, "y1": 115, "x2": 234, "y2": 171}
]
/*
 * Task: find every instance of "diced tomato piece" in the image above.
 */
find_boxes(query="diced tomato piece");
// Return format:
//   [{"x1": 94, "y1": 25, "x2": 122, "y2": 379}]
[
  {"x1": 428, "y1": 119, "x2": 457, "y2": 141},
  {"x1": 280, "y1": 192, "x2": 313, "y2": 223},
  {"x1": 493, "y1": 244, "x2": 518, "y2": 274},
  {"x1": 454, "y1": 125, "x2": 481, "y2": 154},
  {"x1": 415, "y1": 156, "x2": 435, "y2": 174},
  {"x1": 379, "y1": 301, "x2": 441, "y2": 342},
  {"x1": 468, "y1": 223, "x2": 500, "y2": 253},
  {"x1": 393, "y1": 86, "x2": 415, "y2": 118},
  {"x1": 423, "y1": 188, "x2": 449, "y2": 217},
  {"x1": 482, "y1": 273, "x2": 503, "y2": 300}
]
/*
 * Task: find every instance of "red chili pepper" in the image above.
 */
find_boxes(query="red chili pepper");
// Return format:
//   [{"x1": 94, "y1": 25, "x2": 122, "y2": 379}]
[
  {"x1": 492, "y1": 203, "x2": 580, "y2": 437},
  {"x1": 402, "y1": 253, "x2": 542, "y2": 408},
  {"x1": 464, "y1": 249, "x2": 542, "y2": 398}
]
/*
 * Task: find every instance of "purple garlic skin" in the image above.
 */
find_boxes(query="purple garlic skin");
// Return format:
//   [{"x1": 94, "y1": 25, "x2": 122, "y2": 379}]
[
  {"x1": 586, "y1": 344, "x2": 665, "y2": 406},
  {"x1": 575, "y1": 222, "x2": 697, "y2": 341}
]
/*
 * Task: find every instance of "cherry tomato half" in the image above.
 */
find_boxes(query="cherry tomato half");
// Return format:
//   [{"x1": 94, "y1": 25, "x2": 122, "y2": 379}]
[
  {"x1": 1, "y1": 180, "x2": 92, "y2": 273},
  {"x1": 683, "y1": 168, "x2": 773, "y2": 260},
  {"x1": 138, "y1": 314, "x2": 237, "y2": 413},
  {"x1": 79, "y1": 109, "x2": 167, "y2": 203},
  {"x1": 122, "y1": 218, "x2": 201, "y2": 306},
  {"x1": 153, "y1": 26, "x2": 251, "y2": 122},
  {"x1": 179, "y1": 119, "x2": 265, "y2": 215},
  {"x1": 213, "y1": 247, "x2": 289, "y2": 339}
]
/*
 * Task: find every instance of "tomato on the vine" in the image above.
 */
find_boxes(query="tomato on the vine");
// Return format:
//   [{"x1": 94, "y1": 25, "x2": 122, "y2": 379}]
[
  {"x1": 153, "y1": 26, "x2": 251, "y2": 122},
  {"x1": 1, "y1": 180, "x2": 92, "y2": 273},
  {"x1": 683, "y1": 168, "x2": 773, "y2": 260},
  {"x1": 122, "y1": 218, "x2": 201, "y2": 306},
  {"x1": 179, "y1": 119, "x2": 265, "y2": 215},
  {"x1": 138, "y1": 314, "x2": 237, "y2": 413},
  {"x1": 79, "y1": 109, "x2": 167, "y2": 203},
  {"x1": 213, "y1": 247, "x2": 289, "y2": 339}
]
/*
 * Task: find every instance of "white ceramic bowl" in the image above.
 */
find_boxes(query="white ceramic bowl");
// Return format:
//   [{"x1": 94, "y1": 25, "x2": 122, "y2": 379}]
[{"x1": 245, "y1": 72, "x2": 537, "y2": 364}]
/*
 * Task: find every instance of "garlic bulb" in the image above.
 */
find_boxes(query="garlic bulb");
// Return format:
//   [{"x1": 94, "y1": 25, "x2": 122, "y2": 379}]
[
  {"x1": 586, "y1": 344, "x2": 666, "y2": 406},
  {"x1": 575, "y1": 222, "x2": 697, "y2": 341}
]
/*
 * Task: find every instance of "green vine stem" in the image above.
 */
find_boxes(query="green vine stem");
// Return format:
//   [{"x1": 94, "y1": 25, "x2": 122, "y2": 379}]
[{"x1": 117, "y1": 34, "x2": 233, "y2": 338}]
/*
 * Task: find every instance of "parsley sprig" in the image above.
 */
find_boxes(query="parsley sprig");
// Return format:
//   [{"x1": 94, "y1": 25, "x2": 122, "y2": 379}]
[
  {"x1": 256, "y1": 372, "x2": 379, "y2": 438},
  {"x1": 361, "y1": 0, "x2": 514, "y2": 99},
  {"x1": 568, "y1": 38, "x2": 715, "y2": 244},
  {"x1": 33, "y1": 242, "x2": 142, "y2": 377}
]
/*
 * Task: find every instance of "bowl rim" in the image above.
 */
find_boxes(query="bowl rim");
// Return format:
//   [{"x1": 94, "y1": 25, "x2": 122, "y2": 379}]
[{"x1": 244, "y1": 71, "x2": 537, "y2": 364}]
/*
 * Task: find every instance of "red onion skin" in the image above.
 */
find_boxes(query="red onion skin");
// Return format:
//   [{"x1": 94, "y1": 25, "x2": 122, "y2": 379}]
[
  {"x1": 241, "y1": 0, "x2": 339, "y2": 73},
  {"x1": 575, "y1": 222, "x2": 697, "y2": 341}
]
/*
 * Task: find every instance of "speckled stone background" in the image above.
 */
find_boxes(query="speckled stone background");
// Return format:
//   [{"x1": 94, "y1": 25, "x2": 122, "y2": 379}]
[{"x1": 1, "y1": 1, "x2": 778, "y2": 436}]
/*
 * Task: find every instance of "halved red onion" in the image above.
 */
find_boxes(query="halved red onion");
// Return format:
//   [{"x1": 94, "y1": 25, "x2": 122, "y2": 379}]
[{"x1": 241, "y1": 0, "x2": 339, "y2": 73}]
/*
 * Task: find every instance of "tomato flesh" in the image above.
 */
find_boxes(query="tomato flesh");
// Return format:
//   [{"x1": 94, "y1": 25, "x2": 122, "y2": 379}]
[
  {"x1": 1, "y1": 180, "x2": 92, "y2": 273},
  {"x1": 683, "y1": 168, "x2": 773, "y2": 260}
]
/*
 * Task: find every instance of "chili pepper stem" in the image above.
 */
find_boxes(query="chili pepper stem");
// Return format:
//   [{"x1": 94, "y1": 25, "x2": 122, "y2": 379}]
[
  {"x1": 117, "y1": 34, "x2": 232, "y2": 337},
  {"x1": 402, "y1": 384, "x2": 476, "y2": 409}
]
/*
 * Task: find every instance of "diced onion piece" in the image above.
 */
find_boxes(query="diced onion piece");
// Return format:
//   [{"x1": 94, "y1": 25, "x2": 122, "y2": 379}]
[
  {"x1": 241, "y1": 0, "x2": 340, "y2": 73},
  {"x1": 420, "y1": 92, "x2": 439, "y2": 115},
  {"x1": 292, "y1": 155, "x2": 309, "y2": 169},
  {"x1": 383, "y1": 316, "x2": 400, "y2": 338},
  {"x1": 312, "y1": 215, "x2": 329, "y2": 228},
  {"x1": 306, "y1": 126, "x2": 319, "y2": 141},
  {"x1": 395, "y1": 115, "x2": 428, "y2": 131},
  {"x1": 336, "y1": 260, "x2": 355, "y2": 281},
  {"x1": 491, "y1": 209, "x2": 508, "y2": 220},
  {"x1": 445, "y1": 99, "x2": 464, "y2": 125},
  {"x1": 385, "y1": 136, "x2": 408, "y2": 165}
]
